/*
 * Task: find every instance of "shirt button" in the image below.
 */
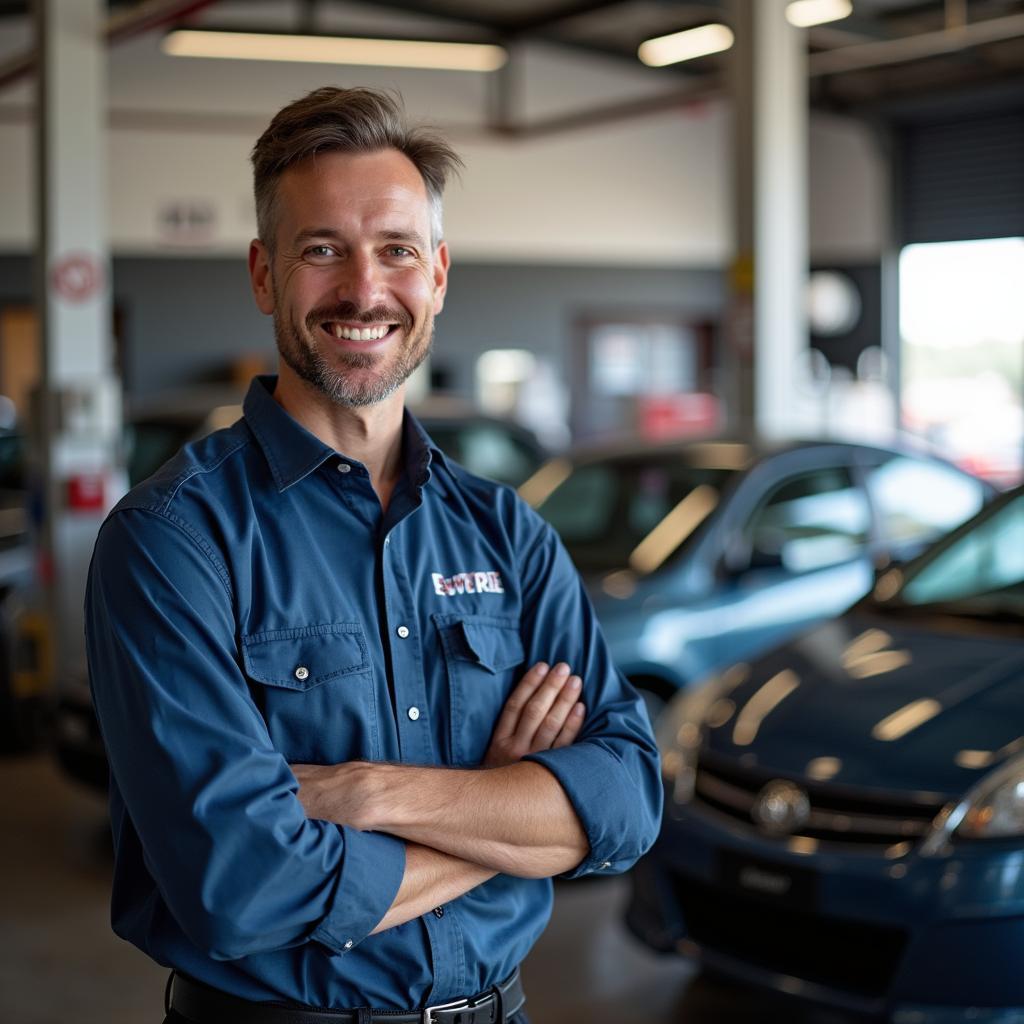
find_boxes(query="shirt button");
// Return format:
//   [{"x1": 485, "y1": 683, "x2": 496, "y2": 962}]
[
  {"x1": 433, "y1": 906, "x2": 445, "y2": 918},
  {"x1": 396, "y1": 625, "x2": 410, "y2": 639},
  {"x1": 600, "y1": 861, "x2": 612, "y2": 870},
  {"x1": 408, "y1": 706, "x2": 420, "y2": 721},
  {"x1": 294, "y1": 666, "x2": 310, "y2": 681},
  {"x1": 337, "y1": 462, "x2": 351, "y2": 474},
  {"x1": 343, "y1": 940, "x2": 353, "y2": 950}
]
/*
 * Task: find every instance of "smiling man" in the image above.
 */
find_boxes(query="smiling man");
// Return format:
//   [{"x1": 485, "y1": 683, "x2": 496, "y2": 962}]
[{"x1": 85, "y1": 88, "x2": 661, "y2": 1024}]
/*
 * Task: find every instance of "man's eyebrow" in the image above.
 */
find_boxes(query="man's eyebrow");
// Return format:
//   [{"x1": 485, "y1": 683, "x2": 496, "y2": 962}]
[
  {"x1": 290, "y1": 228, "x2": 428, "y2": 248},
  {"x1": 380, "y1": 229, "x2": 428, "y2": 248},
  {"x1": 292, "y1": 228, "x2": 344, "y2": 247}
]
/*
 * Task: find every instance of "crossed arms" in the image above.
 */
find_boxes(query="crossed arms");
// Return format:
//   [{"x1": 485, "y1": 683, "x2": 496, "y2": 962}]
[{"x1": 292, "y1": 661, "x2": 591, "y2": 933}]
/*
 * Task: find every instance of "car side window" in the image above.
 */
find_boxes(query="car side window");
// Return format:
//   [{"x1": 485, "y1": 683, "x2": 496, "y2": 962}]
[
  {"x1": 540, "y1": 464, "x2": 618, "y2": 543},
  {"x1": 865, "y1": 457, "x2": 987, "y2": 550},
  {"x1": 743, "y1": 466, "x2": 870, "y2": 573},
  {"x1": 453, "y1": 424, "x2": 538, "y2": 487}
]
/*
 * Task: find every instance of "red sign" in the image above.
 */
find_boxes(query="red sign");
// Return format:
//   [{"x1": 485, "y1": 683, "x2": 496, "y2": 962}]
[
  {"x1": 639, "y1": 393, "x2": 722, "y2": 442},
  {"x1": 66, "y1": 473, "x2": 106, "y2": 512},
  {"x1": 50, "y1": 252, "x2": 104, "y2": 304}
]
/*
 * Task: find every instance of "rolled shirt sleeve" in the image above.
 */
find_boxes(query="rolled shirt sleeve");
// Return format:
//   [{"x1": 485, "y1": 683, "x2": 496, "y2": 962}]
[
  {"x1": 516, "y1": 514, "x2": 663, "y2": 878},
  {"x1": 86, "y1": 508, "x2": 405, "y2": 960}
]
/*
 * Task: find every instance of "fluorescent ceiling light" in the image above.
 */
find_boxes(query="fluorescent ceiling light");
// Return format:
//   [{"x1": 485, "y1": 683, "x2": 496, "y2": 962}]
[
  {"x1": 162, "y1": 29, "x2": 507, "y2": 72},
  {"x1": 638, "y1": 23, "x2": 734, "y2": 67},
  {"x1": 785, "y1": 0, "x2": 854, "y2": 28}
]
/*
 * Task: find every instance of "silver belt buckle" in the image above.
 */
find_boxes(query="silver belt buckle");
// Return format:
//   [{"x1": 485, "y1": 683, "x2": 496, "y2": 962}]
[{"x1": 422, "y1": 994, "x2": 473, "y2": 1024}]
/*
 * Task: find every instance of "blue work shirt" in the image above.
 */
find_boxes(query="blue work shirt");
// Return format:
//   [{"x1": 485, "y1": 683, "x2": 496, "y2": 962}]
[{"x1": 85, "y1": 375, "x2": 661, "y2": 1011}]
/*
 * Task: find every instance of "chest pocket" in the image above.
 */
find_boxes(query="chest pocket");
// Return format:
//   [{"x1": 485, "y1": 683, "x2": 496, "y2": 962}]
[
  {"x1": 434, "y1": 613, "x2": 525, "y2": 767},
  {"x1": 241, "y1": 622, "x2": 379, "y2": 763}
]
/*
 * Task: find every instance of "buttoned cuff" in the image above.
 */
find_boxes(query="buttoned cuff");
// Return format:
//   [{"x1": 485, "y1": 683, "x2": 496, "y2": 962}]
[
  {"x1": 525, "y1": 742, "x2": 642, "y2": 880},
  {"x1": 311, "y1": 826, "x2": 406, "y2": 953}
]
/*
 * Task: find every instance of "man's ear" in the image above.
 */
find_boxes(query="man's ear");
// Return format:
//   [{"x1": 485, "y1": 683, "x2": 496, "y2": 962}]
[
  {"x1": 432, "y1": 241, "x2": 451, "y2": 315},
  {"x1": 248, "y1": 239, "x2": 275, "y2": 315}
]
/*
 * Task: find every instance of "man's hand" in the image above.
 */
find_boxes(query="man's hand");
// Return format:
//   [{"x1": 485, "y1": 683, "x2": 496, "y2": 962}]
[
  {"x1": 483, "y1": 661, "x2": 584, "y2": 768},
  {"x1": 291, "y1": 761, "x2": 381, "y2": 828}
]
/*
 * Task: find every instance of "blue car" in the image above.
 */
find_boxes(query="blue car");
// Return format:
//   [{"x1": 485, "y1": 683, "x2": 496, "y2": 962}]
[
  {"x1": 629, "y1": 483, "x2": 1024, "y2": 1020},
  {"x1": 528, "y1": 438, "x2": 993, "y2": 714}
]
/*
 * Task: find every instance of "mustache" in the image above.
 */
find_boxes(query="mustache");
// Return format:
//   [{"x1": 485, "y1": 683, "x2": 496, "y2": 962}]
[{"x1": 306, "y1": 302, "x2": 412, "y2": 331}]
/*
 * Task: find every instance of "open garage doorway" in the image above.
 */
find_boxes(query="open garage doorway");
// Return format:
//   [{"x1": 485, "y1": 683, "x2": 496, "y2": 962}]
[{"x1": 900, "y1": 237, "x2": 1024, "y2": 488}]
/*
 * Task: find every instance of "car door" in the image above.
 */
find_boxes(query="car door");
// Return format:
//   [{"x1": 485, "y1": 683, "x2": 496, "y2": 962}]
[{"x1": 704, "y1": 455, "x2": 874, "y2": 668}]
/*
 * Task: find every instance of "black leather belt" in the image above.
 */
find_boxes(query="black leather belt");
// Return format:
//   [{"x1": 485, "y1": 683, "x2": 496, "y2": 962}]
[{"x1": 167, "y1": 968, "x2": 525, "y2": 1024}]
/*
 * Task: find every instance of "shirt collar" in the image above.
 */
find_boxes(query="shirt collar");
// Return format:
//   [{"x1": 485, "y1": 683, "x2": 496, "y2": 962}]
[{"x1": 243, "y1": 375, "x2": 450, "y2": 493}]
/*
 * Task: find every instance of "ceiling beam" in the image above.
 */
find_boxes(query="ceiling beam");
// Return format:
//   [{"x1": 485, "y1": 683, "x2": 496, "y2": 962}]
[
  {"x1": 808, "y1": 10, "x2": 1024, "y2": 76},
  {"x1": 499, "y1": 0, "x2": 634, "y2": 35},
  {"x1": 0, "y1": 0, "x2": 218, "y2": 89}
]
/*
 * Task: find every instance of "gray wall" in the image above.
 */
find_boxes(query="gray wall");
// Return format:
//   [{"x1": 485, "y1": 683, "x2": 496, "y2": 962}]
[{"x1": 1, "y1": 255, "x2": 726, "y2": 399}]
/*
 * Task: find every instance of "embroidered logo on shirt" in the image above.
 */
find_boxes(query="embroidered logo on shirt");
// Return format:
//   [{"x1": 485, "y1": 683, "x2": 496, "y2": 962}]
[{"x1": 432, "y1": 571, "x2": 505, "y2": 597}]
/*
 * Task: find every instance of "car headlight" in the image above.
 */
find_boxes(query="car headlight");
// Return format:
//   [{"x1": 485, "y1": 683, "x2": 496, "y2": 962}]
[
  {"x1": 656, "y1": 674, "x2": 729, "y2": 805},
  {"x1": 922, "y1": 755, "x2": 1024, "y2": 855},
  {"x1": 955, "y1": 758, "x2": 1024, "y2": 840}
]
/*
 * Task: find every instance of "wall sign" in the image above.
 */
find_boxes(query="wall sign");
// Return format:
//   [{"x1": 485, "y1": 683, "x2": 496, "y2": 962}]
[{"x1": 50, "y1": 252, "x2": 104, "y2": 304}]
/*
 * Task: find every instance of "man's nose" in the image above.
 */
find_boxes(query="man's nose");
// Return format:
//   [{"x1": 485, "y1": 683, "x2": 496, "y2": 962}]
[{"x1": 335, "y1": 254, "x2": 384, "y2": 310}]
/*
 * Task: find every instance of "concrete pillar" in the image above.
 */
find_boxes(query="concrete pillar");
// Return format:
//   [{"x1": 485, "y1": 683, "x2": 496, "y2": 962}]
[
  {"x1": 726, "y1": 0, "x2": 809, "y2": 438},
  {"x1": 35, "y1": 0, "x2": 123, "y2": 691}
]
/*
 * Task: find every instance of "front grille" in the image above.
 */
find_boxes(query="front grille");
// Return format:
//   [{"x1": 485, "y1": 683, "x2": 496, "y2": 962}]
[
  {"x1": 694, "y1": 749, "x2": 948, "y2": 848},
  {"x1": 675, "y1": 874, "x2": 908, "y2": 998}
]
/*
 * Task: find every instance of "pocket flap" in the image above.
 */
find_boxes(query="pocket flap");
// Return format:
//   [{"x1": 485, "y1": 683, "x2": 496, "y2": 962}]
[
  {"x1": 241, "y1": 622, "x2": 367, "y2": 690},
  {"x1": 435, "y1": 615, "x2": 524, "y2": 675}
]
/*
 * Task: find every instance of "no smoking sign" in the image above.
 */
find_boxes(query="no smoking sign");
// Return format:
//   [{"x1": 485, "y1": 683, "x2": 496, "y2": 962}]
[{"x1": 50, "y1": 252, "x2": 105, "y2": 304}]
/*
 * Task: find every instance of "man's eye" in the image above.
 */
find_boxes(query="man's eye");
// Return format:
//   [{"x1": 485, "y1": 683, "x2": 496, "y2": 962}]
[
  {"x1": 305, "y1": 245, "x2": 337, "y2": 259},
  {"x1": 386, "y1": 246, "x2": 414, "y2": 258}
]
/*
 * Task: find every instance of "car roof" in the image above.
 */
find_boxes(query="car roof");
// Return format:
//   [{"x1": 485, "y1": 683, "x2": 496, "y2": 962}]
[{"x1": 560, "y1": 433, "x2": 952, "y2": 472}]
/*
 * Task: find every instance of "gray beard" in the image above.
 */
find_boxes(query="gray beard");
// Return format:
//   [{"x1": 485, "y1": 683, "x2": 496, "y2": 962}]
[{"x1": 274, "y1": 310, "x2": 433, "y2": 408}]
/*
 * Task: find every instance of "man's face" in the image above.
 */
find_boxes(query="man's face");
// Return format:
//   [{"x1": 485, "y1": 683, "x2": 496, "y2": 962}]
[{"x1": 249, "y1": 148, "x2": 449, "y2": 408}]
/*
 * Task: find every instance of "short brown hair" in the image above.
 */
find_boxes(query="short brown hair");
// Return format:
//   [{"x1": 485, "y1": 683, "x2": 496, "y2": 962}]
[{"x1": 251, "y1": 87, "x2": 462, "y2": 252}]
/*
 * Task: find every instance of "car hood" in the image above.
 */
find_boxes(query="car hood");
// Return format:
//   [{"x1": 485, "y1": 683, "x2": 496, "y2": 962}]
[{"x1": 702, "y1": 609, "x2": 1024, "y2": 800}]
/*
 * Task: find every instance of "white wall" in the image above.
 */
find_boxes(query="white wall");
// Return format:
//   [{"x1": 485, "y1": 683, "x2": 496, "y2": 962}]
[
  {"x1": 0, "y1": 15, "x2": 887, "y2": 266},
  {"x1": 809, "y1": 110, "x2": 887, "y2": 262}
]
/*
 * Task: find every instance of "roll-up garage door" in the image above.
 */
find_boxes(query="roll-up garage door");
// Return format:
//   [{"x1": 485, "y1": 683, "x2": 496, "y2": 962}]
[{"x1": 899, "y1": 109, "x2": 1024, "y2": 244}]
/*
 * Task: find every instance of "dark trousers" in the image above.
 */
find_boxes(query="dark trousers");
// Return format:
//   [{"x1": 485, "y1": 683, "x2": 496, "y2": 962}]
[{"x1": 163, "y1": 1009, "x2": 531, "y2": 1023}]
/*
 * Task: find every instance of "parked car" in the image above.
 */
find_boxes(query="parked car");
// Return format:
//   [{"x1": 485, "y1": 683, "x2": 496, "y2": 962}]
[
  {"x1": 629, "y1": 482, "x2": 1024, "y2": 1019},
  {"x1": 52, "y1": 396, "x2": 547, "y2": 790},
  {"x1": 527, "y1": 438, "x2": 994, "y2": 716}
]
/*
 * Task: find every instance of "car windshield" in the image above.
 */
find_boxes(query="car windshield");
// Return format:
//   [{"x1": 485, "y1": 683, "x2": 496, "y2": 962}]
[
  {"x1": 891, "y1": 489, "x2": 1024, "y2": 618},
  {"x1": 535, "y1": 452, "x2": 738, "y2": 574}
]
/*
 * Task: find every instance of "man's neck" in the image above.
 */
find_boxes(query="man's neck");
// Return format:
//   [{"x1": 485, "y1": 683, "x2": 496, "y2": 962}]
[{"x1": 273, "y1": 372, "x2": 405, "y2": 512}]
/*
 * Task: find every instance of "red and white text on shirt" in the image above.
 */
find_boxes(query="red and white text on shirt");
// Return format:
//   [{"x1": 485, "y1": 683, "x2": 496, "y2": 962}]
[{"x1": 431, "y1": 571, "x2": 505, "y2": 597}]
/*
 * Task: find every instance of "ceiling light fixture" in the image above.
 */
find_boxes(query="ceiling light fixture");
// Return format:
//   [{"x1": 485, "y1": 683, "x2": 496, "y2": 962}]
[
  {"x1": 637, "y1": 23, "x2": 735, "y2": 67},
  {"x1": 785, "y1": 0, "x2": 854, "y2": 29},
  {"x1": 161, "y1": 29, "x2": 507, "y2": 72}
]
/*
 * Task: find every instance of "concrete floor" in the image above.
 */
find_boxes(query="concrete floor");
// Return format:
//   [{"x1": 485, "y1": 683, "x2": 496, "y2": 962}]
[{"x1": 0, "y1": 752, "x2": 858, "y2": 1024}]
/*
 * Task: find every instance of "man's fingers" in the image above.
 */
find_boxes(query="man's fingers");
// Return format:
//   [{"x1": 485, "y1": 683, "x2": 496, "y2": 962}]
[
  {"x1": 490, "y1": 662, "x2": 549, "y2": 742},
  {"x1": 552, "y1": 703, "x2": 585, "y2": 748},
  {"x1": 530, "y1": 674, "x2": 582, "y2": 750},
  {"x1": 483, "y1": 663, "x2": 585, "y2": 767},
  {"x1": 514, "y1": 663, "x2": 571, "y2": 741}
]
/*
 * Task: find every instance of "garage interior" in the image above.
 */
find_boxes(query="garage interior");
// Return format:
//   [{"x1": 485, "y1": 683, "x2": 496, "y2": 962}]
[{"x1": 1, "y1": 1, "x2": 1023, "y2": 1022}]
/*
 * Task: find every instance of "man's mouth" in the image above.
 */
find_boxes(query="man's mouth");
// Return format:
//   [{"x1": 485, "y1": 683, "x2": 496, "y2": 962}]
[{"x1": 321, "y1": 322, "x2": 399, "y2": 342}]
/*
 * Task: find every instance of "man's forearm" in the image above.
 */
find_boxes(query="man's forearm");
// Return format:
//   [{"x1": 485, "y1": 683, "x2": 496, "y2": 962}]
[
  {"x1": 371, "y1": 843, "x2": 496, "y2": 934},
  {"x1": 297, "y1": 760, "x2": 589, "y2": 878}
]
